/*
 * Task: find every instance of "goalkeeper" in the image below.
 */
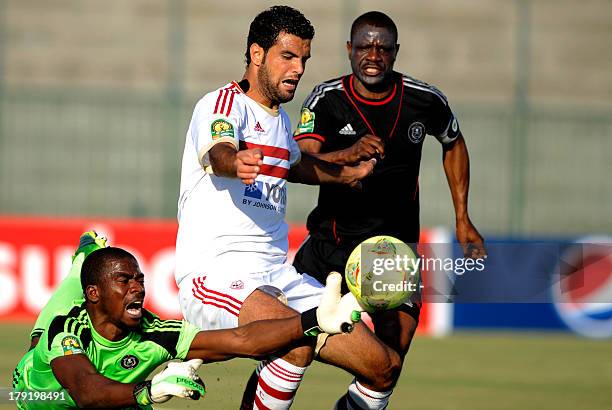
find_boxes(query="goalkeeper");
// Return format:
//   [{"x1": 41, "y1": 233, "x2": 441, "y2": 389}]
[{"x1": 13, "y1": 244, "x2": 360, "y2": 409}]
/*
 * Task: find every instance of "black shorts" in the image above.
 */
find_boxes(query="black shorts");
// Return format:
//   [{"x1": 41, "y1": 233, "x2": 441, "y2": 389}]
[{"x1": 293, "y1": 236, "x2": 421, "y2": 323}]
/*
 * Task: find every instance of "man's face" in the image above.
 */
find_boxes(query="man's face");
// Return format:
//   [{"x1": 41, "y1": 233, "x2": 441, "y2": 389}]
[
  {"x1": 348, "y1": 24, "x2": 398, "y2": 87},
  {"x1": 97, "y1": 257, "x2": 145, "y2": 329},
  {"x1": 258, "y1": 32, "x2": 311, "y2": 104}
]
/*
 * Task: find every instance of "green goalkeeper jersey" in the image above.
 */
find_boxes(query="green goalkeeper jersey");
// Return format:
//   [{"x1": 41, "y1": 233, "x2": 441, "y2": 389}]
[
  {"x1": 13, "y1": 303, "x2": 200, "y2": 409},
  {"x1": 30, "y1": 253, "x2": 87, "y2": 340}
]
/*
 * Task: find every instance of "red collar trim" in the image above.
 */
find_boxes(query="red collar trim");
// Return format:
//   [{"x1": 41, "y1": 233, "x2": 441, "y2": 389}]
[
  {"x1": 231, "y1": 81, "x2": 244, "y2": 93},
  {"x1": 348, "y1": 75, "x2": 397, "y2": 106}
]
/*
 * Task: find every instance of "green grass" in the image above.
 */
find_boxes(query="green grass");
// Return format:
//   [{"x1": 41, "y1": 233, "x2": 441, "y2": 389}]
[{"x1": 2, "y1": 324, "x2": 611, "y2": 409}]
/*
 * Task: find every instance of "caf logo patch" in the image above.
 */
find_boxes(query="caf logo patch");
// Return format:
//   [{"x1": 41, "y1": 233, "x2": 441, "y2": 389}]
[
  {"x1": 408, "y1": 122, "x2": 425, "y2": 144},
  {"x1": 61, "y1": 336, "x2": 84, "y2": 356},
  {"x1": 121, "y1": 355, "x2": 140, "y2": 370},
  {"x1": 294, "y1": 107, "x2": 315, "y2": 135},
  {"x1": 211, "y1": 119, "x2": 234, "y2": 140}
]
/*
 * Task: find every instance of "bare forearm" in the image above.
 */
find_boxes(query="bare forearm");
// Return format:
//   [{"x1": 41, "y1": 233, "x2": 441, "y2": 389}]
[
  {"x1": 233, "y1": 317, "x2": 304, "y2": 357},
  {"x1": 187, "y1": 316, "x2": 304, "y2": 362},
  {"x1": 297, "y1": 134, "x2": 384, "y2": 165},
  {"x1": 73, "y1": 378, "x2": 137, "y2": 408},
  {"x1": 52, "y1": 356, "x2": 138, "y2": 408},
  {"x1": 288, "y1": 152, "x2": 359, "y2": 185},
  {"x1": 308, "y1": 149, "x2": 356, "y2": 165},
  {"x1": 443, "y1": 135, "x2": 470, "y2": 221},
  {"x1": 208, "y1": 143, "x2": 238, "y2": 177}
]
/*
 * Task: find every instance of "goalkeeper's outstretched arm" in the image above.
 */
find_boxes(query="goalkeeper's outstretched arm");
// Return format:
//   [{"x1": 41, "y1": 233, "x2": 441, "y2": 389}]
[{"x1": 52, "y1": 354, "x2": 141, "y2": 408}]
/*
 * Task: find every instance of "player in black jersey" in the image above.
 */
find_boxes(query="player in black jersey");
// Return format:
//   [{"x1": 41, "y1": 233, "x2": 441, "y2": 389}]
[{"x1": 293, "y1": 11, "x2": 486, "y2": 409}]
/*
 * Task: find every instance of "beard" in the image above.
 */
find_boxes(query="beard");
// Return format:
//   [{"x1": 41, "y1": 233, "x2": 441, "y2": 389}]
[{"x1": 258, "y1": 58, "x2": 294, "y2": 105}]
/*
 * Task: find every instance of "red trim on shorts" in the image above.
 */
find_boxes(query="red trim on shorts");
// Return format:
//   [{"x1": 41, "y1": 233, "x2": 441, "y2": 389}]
[
  {"x1": 191, "y1": 277, "x2": 242, "y2": 316},
  {"x1": 257, "y1": 377, "x2": 295, "y2": 400},
  {"x1": 192, "y1": 286, "x2": 241, "y2": 312},
  {"x1": 192, "y1": 292, "x2": 239, "y2": 317},
  {"x1": 195, "y1": 277, "x2": 243, "y2": 305}
]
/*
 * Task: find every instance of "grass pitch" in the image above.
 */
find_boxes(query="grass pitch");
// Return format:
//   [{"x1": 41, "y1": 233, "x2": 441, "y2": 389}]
[{"x1": 1, "y1": 323, "x2": 611, "y2": 409}]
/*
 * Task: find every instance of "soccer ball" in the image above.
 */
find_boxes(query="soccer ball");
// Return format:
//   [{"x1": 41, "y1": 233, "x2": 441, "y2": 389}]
[{"x1": 345, "y1": 235, "x2": 420, "y2": 312}]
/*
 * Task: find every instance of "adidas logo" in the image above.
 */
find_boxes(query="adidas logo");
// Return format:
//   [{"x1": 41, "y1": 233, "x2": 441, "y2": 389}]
[
  {"x1": 339, "y1": 124, "x2": 356, "y2": 135},
  {"x1": 254, "y1": 121, "x2": 265, "y2": 133}
]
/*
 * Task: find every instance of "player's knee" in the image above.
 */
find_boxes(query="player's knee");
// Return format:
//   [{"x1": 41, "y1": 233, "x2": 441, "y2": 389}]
[
  {"x1": 283, "y1": 344, "x2": 315, "y2": 368},
  {"x1": 367, "y1": 350, "x2": 402, "y2": 391}
]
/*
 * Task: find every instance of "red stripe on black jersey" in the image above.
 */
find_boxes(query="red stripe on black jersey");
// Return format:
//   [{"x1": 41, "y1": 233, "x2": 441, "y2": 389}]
[
  {"x1": 349, "y1": 75, "x2": 397, "y2": 106},
  {"x1": 294, "y1": 133, "x2": 325, "y2": 143}
]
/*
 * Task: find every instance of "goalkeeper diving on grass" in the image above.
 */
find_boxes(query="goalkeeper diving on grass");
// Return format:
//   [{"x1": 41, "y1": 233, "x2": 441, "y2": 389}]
[{"x1": 12, "y1": 234, "x2": 361, "y2": 409}]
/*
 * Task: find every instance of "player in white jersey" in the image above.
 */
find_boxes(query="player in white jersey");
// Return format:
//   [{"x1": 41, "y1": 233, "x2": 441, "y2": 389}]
[
  {"x1": 176, "y1": 79, "x2": 300, "y2": 283},
  {"x1": 176, "y1": 7, "x2": 401, "y2": 409}
]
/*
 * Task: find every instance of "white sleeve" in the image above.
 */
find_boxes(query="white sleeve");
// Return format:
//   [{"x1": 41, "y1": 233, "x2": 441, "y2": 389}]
[
  {"x1": 288, "y1": 136, "x2": 302, "y2": 167},
  {"x1": 283, "y1": 111, "x2": 302, "y2": 167},
  {"x1": 190, "y1": 93, "x2": 244, "y2": 171}
]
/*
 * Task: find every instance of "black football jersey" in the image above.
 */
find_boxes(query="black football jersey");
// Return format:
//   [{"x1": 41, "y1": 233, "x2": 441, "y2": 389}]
[{"x1": 294, "y1": 72, "x2": 460, "y2": 246}]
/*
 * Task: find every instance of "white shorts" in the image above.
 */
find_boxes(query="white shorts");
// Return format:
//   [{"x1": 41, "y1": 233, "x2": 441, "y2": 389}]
[{"x1": 178, "y1": 263, "x2": 324, "y2": 330}]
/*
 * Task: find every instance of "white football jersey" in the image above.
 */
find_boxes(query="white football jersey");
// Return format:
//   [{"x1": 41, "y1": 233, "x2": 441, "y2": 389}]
[{"x1": 175, "y1": 82, "x2": 301, "y2": 285}]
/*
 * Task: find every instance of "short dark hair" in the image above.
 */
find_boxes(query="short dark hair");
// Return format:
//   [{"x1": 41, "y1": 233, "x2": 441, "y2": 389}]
[
  {"x1": 81, "y1": 247, "x2": 136, "y2": 291},
  {"x1": 350, "y1": 11, "x2": 398, "y2": 43},
  {"x1": 245, "y1": 6, "x2": 314, "y2": 65}
]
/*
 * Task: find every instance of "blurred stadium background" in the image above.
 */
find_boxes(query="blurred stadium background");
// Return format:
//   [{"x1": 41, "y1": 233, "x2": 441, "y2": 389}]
[{"x1": 0, "y1": 0, "x2": 611, "y2": 409}]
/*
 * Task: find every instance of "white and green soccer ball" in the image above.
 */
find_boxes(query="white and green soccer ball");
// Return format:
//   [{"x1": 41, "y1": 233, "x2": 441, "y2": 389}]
[{"x1": 345, "y1": 235, "x2": 420, "y2": 312}]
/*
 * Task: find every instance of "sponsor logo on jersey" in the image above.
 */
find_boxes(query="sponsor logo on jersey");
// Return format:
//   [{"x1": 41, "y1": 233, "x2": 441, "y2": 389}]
[
  {"x1": 339, "y1": 124, "x2": 356, "y2": 135},
  {"x1": 120, "y1": 354, "x2": 140, "y2": 370},
  {"x1": 408, "y1": 122, "x2": 425, "y2": 144},
  {"x1": 230, "y1": 280, "x2": 244, "y2": 290},
  {"x1": 552, "y1": 237, "x2": 612, "y2": 338},
  {"x1": 254, "y1": 121, "x2": 265, "y2": 133},
  {"x1": 211, "y1": 119, "x2": 234, "y2": 140},
  {"x1": 294, "y1": 108, "x2": 315, "y2": 135},
  {"x1": 244, "y1": 181, "x2": 264, "y2": 199},
  {"x1": 451, "y1": 117, "x2": 459, "y2": 133},
  {"x1": 242, "y1": 181, "x2": 287, "y2": 213},
  {"x1": 61, "y1": 336, "x2": 84, "y2": 356}
]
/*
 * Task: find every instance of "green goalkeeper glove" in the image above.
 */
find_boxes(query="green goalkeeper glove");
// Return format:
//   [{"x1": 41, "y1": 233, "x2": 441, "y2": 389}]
[
  {"x1": 133, "y1": 359, "x2": 206, "y2": 407},
  {"x1": 73, "y1": 230, "x2": 108, "y2": 261}
]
